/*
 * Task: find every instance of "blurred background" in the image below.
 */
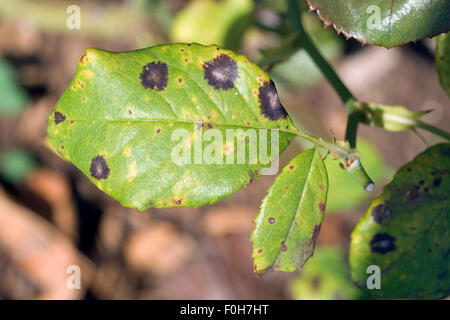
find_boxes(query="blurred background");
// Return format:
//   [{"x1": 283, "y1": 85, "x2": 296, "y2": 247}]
[{"x1": 0, "y1": 0, "x2": 448, "y2": 300}]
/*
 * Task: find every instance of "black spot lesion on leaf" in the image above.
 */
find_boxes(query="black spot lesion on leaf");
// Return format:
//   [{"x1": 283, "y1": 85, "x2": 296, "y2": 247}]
[
  {"x1": 258, "y1": 81, "x2": 288, "y2": 121},
  {"x1": 54, "y1": 112, "x2": 66, "y2": 125},
  {"x1": 370, "y1": 233, "x2": 396, "y2": 254},
  {"x1": 371, "y1": 203, "x2": 393, "y2": 224},
  {"x1": 90, "y1": 155, "x2": 110, "y2": 180},
  {"x1": 140, "y1": 61, "x2": 169, "y2": 91},
  {"x1": 203, "y1": 54, "x2": 238, "y2": 90}
]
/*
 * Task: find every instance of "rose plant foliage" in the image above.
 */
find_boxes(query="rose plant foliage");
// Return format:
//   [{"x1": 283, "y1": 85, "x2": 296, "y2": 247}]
[{"x1": 47, "y1": 0, "x2": 450, "y2": 299}]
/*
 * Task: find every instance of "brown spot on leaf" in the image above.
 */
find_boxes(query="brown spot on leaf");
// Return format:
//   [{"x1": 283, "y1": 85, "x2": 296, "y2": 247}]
[
  {"x1": 268, "y1": 217, "x2": 275, "y2": 224},
  {"x1": 310, "y1": 224, "x2": 321, "y2": 246},
  {"x1": 172, "y1": 198, "x2": 183, "y2": 205},
  {"x1": 258, "y1": 81, "x2": 288, "y2": 120},
  {"x1": 249, "y1": 170, "x2": 259, "y2": 183},
  {"x1": 289, "y1": 164, "x2": 296, "y2": 170},
  {"x1": 203, "y1": 54, "x2": 238, "y2": 90},
  {"x1": 140, "y1": 61, "x2": 168, "y2": 91},
  {"x1": 370, "y1": 233, "x2": 396, "y2": 254},
  {"x1": 281, "y1": 244, "x2": 287, "y2": 251},
  {"x1": 90, "y1": 155, "x2": 110, "y2": 180},
  {"x1": 54, "y1": 112, "x2": 66, "y2": 124},
  {"x1": 178, "y1": 78, "x2": 183, "y2": 84},
  {"x1": 318, "y1": 201, "x2": 325, "y2": 213},
  {"x1": 319, "y1": 184, "x2": 324, "y2": 190},
  {"x1": 257, "y1": 249, "x2": 263, "y2": 254},
  {"x1": 156, "y1": 128, "x2": 161, "y2": 134}
]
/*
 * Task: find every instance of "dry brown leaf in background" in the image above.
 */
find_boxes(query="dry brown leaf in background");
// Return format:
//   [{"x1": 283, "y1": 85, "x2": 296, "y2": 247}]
[
  {"x1": 0, "y1": 187, "x2": 93, "y2": 299},
  {"x1": 202, "y1": 205, "x2": 257, "y2": 237},
  {"x1": 25, "y1": 168, "x2": 78, "y2": 242},
  {"x1": 124, "y1": 221, "x2": 194, "y2": 276}
]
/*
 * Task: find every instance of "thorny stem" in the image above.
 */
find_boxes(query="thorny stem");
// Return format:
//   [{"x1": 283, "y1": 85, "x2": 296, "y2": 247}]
[
  {"x1": 285, "y1": 0, "x2": 360, "y2": 148},
  {"x1": 285, "y1": 0, "x2": 373, "y2": 190}
]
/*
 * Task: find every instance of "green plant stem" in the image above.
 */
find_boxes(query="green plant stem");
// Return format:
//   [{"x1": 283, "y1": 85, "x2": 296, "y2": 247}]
[
  {"x1": 257, "y1": 34, "x2": 301, "y2": 71},
  {"x1": 292, "y1": 128, "x2": 352, "y2": 159},
  {"x1": 416, "y1": 121, "x2": 450, "y2": 140},
  {"x1": 285, "y1": 0, "x2": 360, "y2": 148}
]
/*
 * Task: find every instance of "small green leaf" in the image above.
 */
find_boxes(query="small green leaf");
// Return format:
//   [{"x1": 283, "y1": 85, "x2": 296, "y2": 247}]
[
  {"x1": 251, "y1": 146, "x2": 328, "y2": 275},
  {"x1": 170, "y1": 0, "x2": 253, "y2": 48},
  {"x1": 436, "y1": 32, "x2": 450, "y2": 96},
  {"x1": 46, "y1": 44, "x2": 297, "y2": 210},
  {"x1": 307, "y1": 0, "x2": 450, "y2": 48},
  {"x1": 350, "y1": 143, "x2": 450, "y2": 299}
]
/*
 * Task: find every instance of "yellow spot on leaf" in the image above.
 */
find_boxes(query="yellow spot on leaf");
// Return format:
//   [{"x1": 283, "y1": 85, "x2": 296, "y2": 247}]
[{"x1": 127, "y1": 161, "x2": 137, "y2": 182}]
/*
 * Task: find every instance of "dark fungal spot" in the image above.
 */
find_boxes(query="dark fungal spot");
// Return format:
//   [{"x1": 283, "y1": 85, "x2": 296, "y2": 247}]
[
  {"x1": 257, "y1": 249, "x2": 263, "y2": 254},
  {"x1": 173, "y1": 198, "x2": 183, "y2": 205},
  {"x1": 371, "y1": 203, "x2": 393, "y2": 224},
  {"x1": 370, "y1": 233, "x2": 396, "y2": 254},
  {"x1": 310, "y1": 224, "x2": 321, "y2": 246},
  {"x1": 258, "y1": 81, "x2": 288, "y2": 120},
  {"x1": 249, "y1": 170, "x2": 259, "y2": 183},
  {"x1": 289, "y1": 164, "x2": 296, "y2": 170},
  {"x1": 407, "y1": 187, "x2": 419, "y2": 202},
  {"x1": 156, "y1": 128, "x2": 161, "y2": 134},
  {"x1": 318, "y1": 202, "x2": 325, "y2": 213},
  {"x1": 433, "y1": 177, "x2": 442, "y2": 187},
  {"x1": 281, "y1": 244, "x2": 288, "y2": 251},
  {"x1": 90, "y1": 155, "x2": 110, "y2": 180},
  {"x1": 54, "y1": 112, "x2": 66, "y2": 125},
  {"x1": 268, "y1": 217, "x2": 275, "y2": 224},
  {"x1": 203, "y1": 54, "x2": 238, "y2": 90},
  {"x1": 140, "y1": 61, "x2": 168, "y2": 91}
]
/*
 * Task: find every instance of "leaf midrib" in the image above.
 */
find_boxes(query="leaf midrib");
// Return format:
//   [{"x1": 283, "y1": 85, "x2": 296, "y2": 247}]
[{"x1": 272, "y1": 147, "x2": 319, "y2": 267}]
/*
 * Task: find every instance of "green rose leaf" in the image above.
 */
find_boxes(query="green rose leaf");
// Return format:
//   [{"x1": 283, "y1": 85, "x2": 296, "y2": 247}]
[
  {"x1": 251, "y1": 146, "x2": 328, "y2": 275},
  {"x1": 46, "y1": 43, "x2": 297, "y2": 210},
  {"x1": 436, "y1": 32, "x2": 450, "y2": 96},
  {"x1": 307, "y1": 0, "x2": 450, "y2": 48},
  {"x1": 350, "y1": 143, "x2": 450, "y2": 299}
]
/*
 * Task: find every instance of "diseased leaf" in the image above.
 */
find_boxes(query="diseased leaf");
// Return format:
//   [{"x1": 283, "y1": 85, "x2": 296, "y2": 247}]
[
  {"x1": 307, "y1": 0, "x2": 450, "y2": 48},
  {"x1": 350, "y1": 143, "x2": 450, "y2": 299},
  {"x1": 46, "y1": 43, "x2": 296, "y2": 210},
  {"x1": 251, "y1": 146, "x2": 328, "y2": 275},
  {"x1": 436, "y1": 32, "x2": 450, "y2": 96},
  {"x1": 170, "y1": 0, "x2": 253, "y2": 49}
]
